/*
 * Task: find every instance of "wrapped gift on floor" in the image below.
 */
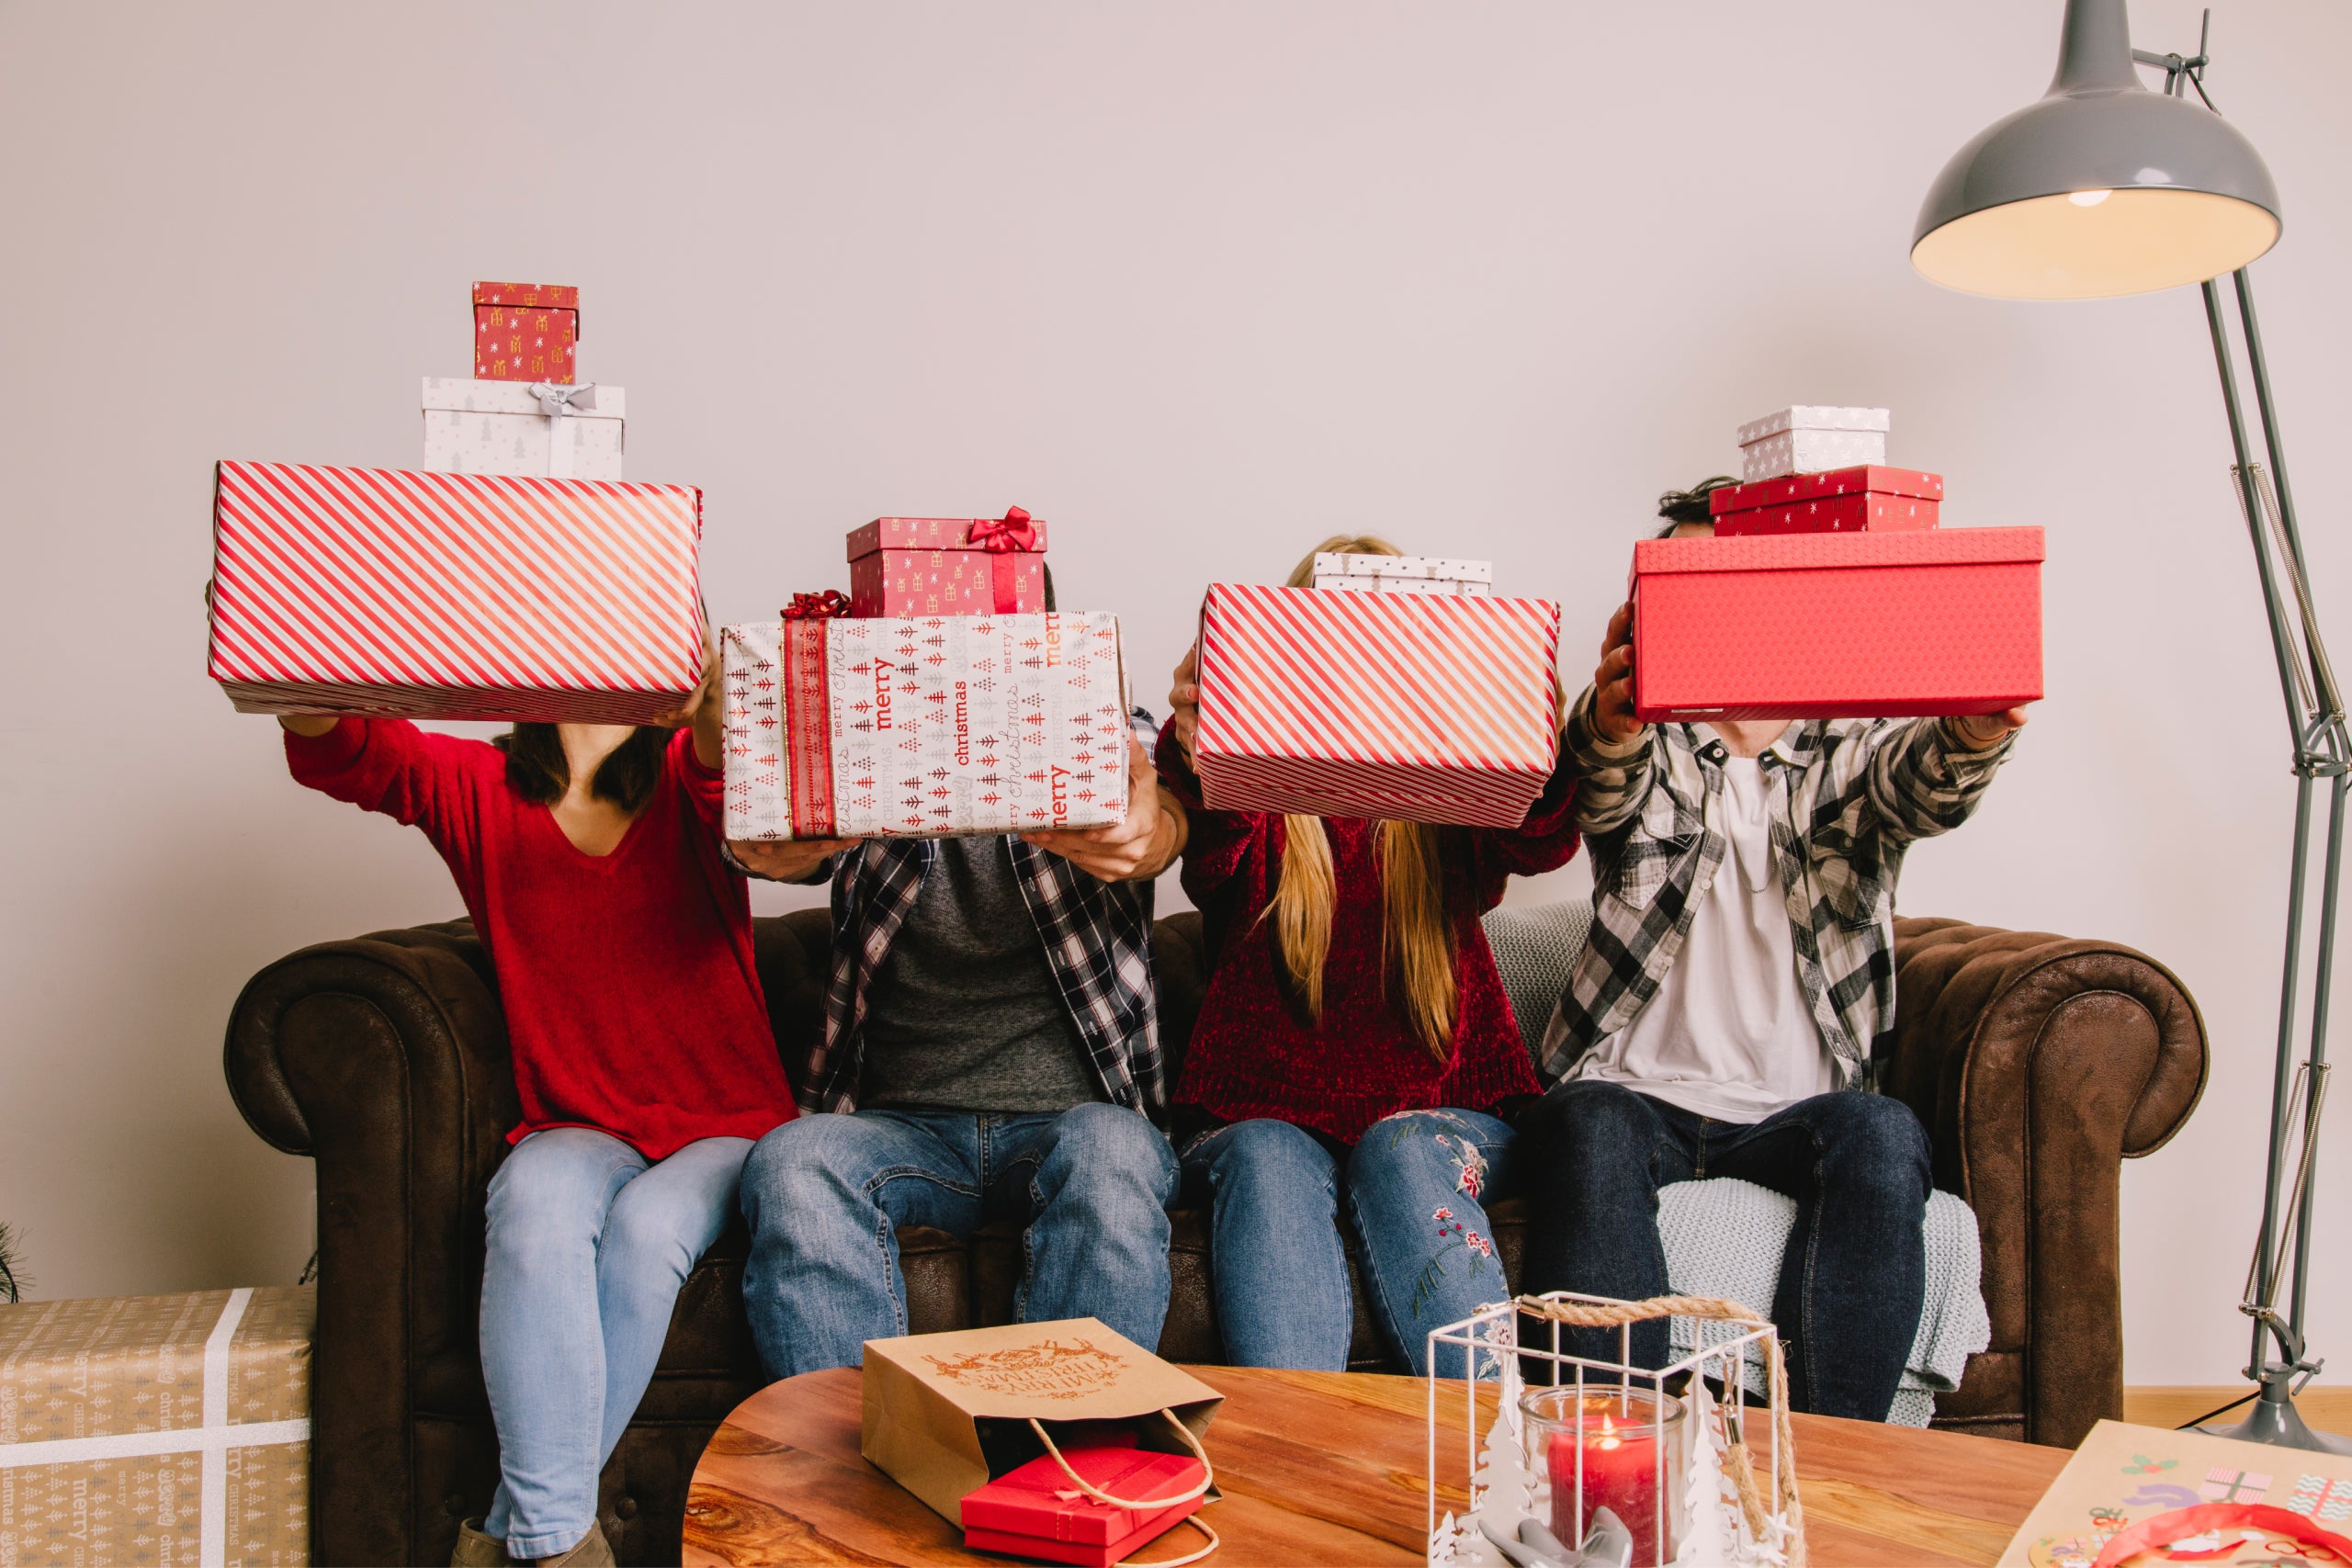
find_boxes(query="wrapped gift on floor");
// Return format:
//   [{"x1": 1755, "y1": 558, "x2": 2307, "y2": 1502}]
[
  {"x1": 846, "y1": 509, "x2": 1047, "y2": 616},
  {"x1": 472, "y1": 281, "x2": 579, "y2": 383},
  {"x1": 961, "y1": 1441, "x2": 1207, "y2": 1567},
  {"x1": 206, "y1": 461, "x2": 706, "y2": 723},
  {"x1": 1631, "y1": 527, "x2": 2043, "y2": 722},
  {"x1": 721, "y1": 604, "x2": 1129, "y2": 840},
  {"x1": 1737, "y1": 405, "x2": 1890, "y2": 480},
  {"x1": 421, "y1": 378, "x2": 625, "y2": 480},
  {"x1": 0, "y1": 1287, "x2": 313, "y2": 1567},
  {"x1": 1193, "y1": 584, "x2": 1563, "y2": 827},
  {"x1": 1309, "y1": 552, "x2": 1493, "y2": 596},
  {"x1": 1710, "y1": 466, "x2": 1943, "y2": 536}
]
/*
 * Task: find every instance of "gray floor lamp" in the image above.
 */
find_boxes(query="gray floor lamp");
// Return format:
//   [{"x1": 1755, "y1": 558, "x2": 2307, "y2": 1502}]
[{"x1": 1913, "y1": 0, "x2": 2347, "y2": 1453}]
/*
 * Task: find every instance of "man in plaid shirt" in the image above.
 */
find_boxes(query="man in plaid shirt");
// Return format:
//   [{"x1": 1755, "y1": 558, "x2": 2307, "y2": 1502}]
[
  {"x1": 727, "y1": 712, "x2": 1186, "y2": 1379},
  {"x1": 1519, "y1": 483, "x2": 2025, "y2": 1421}
]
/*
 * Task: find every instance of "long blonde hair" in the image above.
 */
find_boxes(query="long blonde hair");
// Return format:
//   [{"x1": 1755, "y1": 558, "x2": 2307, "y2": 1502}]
[{"x1": 1266, "y1": 536, "x2": 1458, "y2": 1063}]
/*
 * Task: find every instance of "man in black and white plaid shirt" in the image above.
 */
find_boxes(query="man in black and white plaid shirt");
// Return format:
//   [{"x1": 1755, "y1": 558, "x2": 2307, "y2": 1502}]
[
  {"x1": 1519, "y1": 482, "x2": 2025, "y2": 1421},
  {"x1": 724, "y1": 707, "x2": 1187, "y2": 1380}
]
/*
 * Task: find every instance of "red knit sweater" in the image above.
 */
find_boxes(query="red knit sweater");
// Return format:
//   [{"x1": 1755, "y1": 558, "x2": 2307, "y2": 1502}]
[
  {"x1": 1156, "y1": 728, "x2": 1579, "y2": 1145},
  {"x1": 286, "y1": 719, "x2": 796, "y2": 1159}
]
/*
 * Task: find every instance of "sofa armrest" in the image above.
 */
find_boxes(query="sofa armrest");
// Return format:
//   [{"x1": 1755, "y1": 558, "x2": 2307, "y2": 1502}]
[
  {"x1": 1883, "y1": 916, "x2": 2209, "y2": 1448},
  {"x1": 223, "y1": 919, "x2": 514, "y2": 1567}
]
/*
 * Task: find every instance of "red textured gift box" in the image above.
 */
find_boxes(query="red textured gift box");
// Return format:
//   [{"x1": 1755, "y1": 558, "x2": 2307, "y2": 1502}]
[
  {"x1": 960, "y1": 1443, "x2": 1204, "y2": 1567},
  {"x1": 1631, "y1": 527, "x2": 2043, "y2": 722},
  {"x1": 846, "y1": 510, "x2": 1047, "y2": 616},
  {"x1": 1710, "y1": 466, "x2": 1943, "y2": 536},
  {"x1": 473, "y1": 281, "x2": 580, "y2": 383}
]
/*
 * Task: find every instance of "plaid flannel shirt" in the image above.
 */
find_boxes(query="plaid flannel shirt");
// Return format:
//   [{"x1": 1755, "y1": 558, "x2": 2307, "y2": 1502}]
[
  {"x1": 1537, "y1": 690, "x2": 2016, "y2": 1089},
  {"x1": 794, "y1": 710, "x2": 1165, "y2": 1120}
]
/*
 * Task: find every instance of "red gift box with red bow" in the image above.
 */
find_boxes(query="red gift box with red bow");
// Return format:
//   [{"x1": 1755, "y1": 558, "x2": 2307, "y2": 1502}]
[
  {"x1": 1630, "y1": 527, "x2": 2044, "y2": 722},
  {"x1": 846, "y1": 507, "x2": 1048, "y2": 616}
]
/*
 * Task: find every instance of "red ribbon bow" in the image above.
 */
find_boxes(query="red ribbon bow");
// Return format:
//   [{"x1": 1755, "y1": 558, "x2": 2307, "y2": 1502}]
[
  {"x1": 783, "y1": 590, "x2": 850, "y2": 620},
  {"x1": 968, "y1": 505, "x2": 1038, "y2": 553}
]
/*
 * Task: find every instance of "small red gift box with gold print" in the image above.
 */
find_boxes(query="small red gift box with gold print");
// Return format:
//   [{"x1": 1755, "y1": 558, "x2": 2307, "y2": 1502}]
[
  {"x1": 846, "y1": 508, "x2": 1049, "y2": 617},
  {"x1": 473, "y1": 281, "x2": 580, "y2": 383}
]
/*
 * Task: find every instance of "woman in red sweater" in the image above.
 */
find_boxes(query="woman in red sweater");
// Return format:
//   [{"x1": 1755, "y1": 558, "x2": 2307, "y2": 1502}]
[
  {"x1": 277, "y1": 654, "x2": 833, "y2": 1567},
  {"x1": 1157, "y1": 537, "x2": 1579, "y2": 1376}
]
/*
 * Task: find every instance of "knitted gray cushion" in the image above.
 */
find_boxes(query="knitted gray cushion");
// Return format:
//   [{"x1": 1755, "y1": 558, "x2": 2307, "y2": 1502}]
[{"x1": 1481, "y1": 898, "x2": 1592, "y2": 1066}]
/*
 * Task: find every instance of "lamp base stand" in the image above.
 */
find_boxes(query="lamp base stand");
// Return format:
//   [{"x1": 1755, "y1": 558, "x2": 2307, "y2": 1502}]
[{"x1": 2198, "y1": 1382, "x2": 2352, "y2": 1454}]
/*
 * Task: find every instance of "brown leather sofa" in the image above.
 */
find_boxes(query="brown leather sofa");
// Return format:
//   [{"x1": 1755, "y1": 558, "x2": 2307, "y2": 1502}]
[{"x1": 224, "y1": 908, "x2": 2205, "y2": 1565}]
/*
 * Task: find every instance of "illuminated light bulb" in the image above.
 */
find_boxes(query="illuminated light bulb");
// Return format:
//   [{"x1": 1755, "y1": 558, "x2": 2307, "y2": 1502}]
[{"x1": 2068, "y1": 189, "x2": 2113, "y2": 207}]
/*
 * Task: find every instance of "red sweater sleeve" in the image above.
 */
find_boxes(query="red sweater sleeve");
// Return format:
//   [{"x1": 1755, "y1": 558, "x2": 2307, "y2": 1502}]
[
  {"x1": 1155, "y1": 723, "x2": 1278, "y2": 903},
  {"x1": 283, "y1": 717, "x2": 492, "y2": 861},
  {"x1": 1464, "y1": 742, "x2": 1581, "y2": 907},
  {"x1": 666, "y1": 728, "x2": 725, "y2": 830}
]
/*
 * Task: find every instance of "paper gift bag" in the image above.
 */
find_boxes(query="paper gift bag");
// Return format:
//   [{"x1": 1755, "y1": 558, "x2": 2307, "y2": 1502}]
[
  {"x1": 862, "y1": 1318, "x2": 1223, "y2": 1526},
  {"x1": 1630, "y1": 526, "x2": 2043, "y2": 722},
  {"x1": 206, "y1": 461, "x2": 706, "y2": 724},
  {"x1": 1193, "y1": 582, "x2": 1563, "y2": 828},
  {"x1": 720, "y1": 605, "x2": 1130, "y2": 840}
]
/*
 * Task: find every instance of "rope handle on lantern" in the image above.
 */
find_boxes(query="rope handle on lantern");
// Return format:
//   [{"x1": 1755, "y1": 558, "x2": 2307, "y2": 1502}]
[
  {"x1": 1023, "y1": 1410, "x2": 1220, "y2": 1568},
  {"x1": 1516, "y1": 1294, "x2": 1809, "y2": 1568}
]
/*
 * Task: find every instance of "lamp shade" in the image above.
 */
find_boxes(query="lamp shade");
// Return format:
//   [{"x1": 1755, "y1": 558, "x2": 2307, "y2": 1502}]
[{"x1": 1912, "y1": 0, "x2": 2279, "y2": 299}]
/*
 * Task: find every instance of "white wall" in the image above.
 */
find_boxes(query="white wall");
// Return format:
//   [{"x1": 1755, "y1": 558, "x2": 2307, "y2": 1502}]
[{"x1": 1, "y1": 1, "x2": 2344, "y2": 1384}]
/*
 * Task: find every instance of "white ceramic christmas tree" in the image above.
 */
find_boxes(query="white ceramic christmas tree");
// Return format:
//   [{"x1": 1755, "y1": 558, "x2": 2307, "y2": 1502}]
[
  {"x1": 1679, "y1": 1377, "x2": 1793, "y2": 1568},
  {"x1": 1429, "y1": 1349, "x2": 1546, "y2": 1564}
]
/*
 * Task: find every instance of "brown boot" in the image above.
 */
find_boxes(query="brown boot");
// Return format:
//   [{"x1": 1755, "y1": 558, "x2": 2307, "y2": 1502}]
[
  {"x1": 533, "y1": 1523, "x2": 616, "y2": 1567},
  {"x1": 449, "y1": 1519, "x2": 513, "y2": 1567}
]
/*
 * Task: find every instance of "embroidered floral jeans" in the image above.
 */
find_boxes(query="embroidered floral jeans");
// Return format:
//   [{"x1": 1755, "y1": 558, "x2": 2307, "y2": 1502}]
[{"x1": 1181, "y1": 1110, "x2": 1517, "y2": 1377}]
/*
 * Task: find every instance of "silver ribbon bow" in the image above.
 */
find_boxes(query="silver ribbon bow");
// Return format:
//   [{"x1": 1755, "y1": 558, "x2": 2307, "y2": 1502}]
[
  {"x1": 526, "y1": 381, "x2": 599, "y2": 420},
  {"x1": 525, "y1": 382, "x2": 597, "y2": 478}
]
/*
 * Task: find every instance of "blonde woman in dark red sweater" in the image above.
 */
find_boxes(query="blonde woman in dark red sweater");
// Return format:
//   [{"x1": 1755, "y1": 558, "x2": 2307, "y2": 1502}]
[{"x1": 1155, "y1": 537, "x2": 1580, "y2": 1376}]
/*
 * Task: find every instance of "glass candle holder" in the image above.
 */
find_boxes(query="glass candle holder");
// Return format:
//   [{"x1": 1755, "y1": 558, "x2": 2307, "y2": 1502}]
[{"x1": 1519, "y1": 1385, "x2": 1686, "y2": 1567}]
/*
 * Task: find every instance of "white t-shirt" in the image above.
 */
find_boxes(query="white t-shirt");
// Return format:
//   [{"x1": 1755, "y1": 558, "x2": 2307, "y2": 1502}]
[{"x1": 1571, "y1": 755, "x2": 1836, "y2": 1122}]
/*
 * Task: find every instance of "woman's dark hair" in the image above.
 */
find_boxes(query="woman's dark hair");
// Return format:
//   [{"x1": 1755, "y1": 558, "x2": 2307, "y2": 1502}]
[
  {"x1": 1656, "y1": 476, "x2": 1739, "y2": 536},
  {"x1": 493, "y1": 724, "x2": 673, "y2": 812}
]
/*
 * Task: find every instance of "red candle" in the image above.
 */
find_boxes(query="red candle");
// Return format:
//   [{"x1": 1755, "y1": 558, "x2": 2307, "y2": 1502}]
[{"x1": 1546, "y1": 1408, "x2": 1665, "y2": 1564}]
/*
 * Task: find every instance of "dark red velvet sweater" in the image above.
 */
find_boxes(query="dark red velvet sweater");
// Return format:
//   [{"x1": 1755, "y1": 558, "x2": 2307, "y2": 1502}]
[
  {"x1": 286, "y1": 719, "x2": 795, "y2": 1159},
  {"x1": 1156, "y1": 728, "x2": 1579, "y2": 1145}
]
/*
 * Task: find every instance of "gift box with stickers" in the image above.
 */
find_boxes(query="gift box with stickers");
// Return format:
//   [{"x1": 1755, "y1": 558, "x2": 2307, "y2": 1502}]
[
  {"x1": 720, "y1": 599, "x2": 1129, "y2": 840},
  {"x1": 471, "y1": 281, "x2": 579, "y2": 384}
]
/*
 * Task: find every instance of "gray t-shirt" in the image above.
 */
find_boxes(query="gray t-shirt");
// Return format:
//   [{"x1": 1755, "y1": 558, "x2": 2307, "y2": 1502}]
[{"x1": 856, "y1": 836, "x2": 1103, "y2": 1113}]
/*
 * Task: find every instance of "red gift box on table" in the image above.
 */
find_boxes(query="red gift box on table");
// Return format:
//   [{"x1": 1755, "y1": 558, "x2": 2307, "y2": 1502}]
[
  {"x1": 1193, "y1": 583, "x2": 1563, "y2": 828},
  {"x1": 846, "y1": 508, "x2": 1047, "y2": 616},
  {"x1": 207, "y1": 461, "x2": 706, "y2": 723},
  {"x1": 1630, "y1": 527, "x2": 2043, "y2": 723},
  {"x1": 961, "y1": 1441, "x2": 1207, "y2": 1567},
  {"x1": 473, "y1": 281, "x2": 580, "y2": 383},
  {"x1": 1710, "y1": 466, "x2": 1944, "y2": 536}
]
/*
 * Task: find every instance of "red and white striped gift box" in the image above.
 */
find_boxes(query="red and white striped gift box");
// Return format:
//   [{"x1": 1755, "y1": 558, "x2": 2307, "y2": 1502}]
[
  {"x1": 206, "y1": 461, "x2": 707, "y2": 724},
  {"x1": 1193, "y1": 584, "x2": 1563, "y2": 828}
]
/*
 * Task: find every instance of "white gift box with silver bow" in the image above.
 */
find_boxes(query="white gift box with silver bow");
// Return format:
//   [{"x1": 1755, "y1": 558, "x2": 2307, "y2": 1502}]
[
  {"x1": 1736, "y1": 405, "x2": 1889, "y2": 481},
  {"x1": 1310, "y1": 553, "x2": 1493, "y2": 596},
  {"x1": 421, "y1": 377, "x2": 626, "y2": 480}
]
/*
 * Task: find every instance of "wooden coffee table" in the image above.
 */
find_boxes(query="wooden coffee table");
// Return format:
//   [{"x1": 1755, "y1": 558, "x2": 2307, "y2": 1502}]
[{"x1": 683, "y1": 1366, "x2": 2068, "y2": 1566}]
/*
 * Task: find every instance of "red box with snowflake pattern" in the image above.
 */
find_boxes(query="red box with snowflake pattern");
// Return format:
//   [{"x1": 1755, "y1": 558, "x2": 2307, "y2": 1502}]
[{"x1": 1630, "y1": 527, "x2": 2042, "y2": 722}]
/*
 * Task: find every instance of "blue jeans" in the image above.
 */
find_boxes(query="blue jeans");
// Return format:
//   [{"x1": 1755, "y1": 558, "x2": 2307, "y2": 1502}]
[
  {"x1": 478, "y1": 1128, "x2": 751, "y2": 1559},
  {"x1": 739, "y1": 1104, "x2": 1180, "y2": 1378},
  {"x1": 1180, "y1": 1111, "x2": 1519, "y2": 1377},
  {"x1": 1518, "y1": 1079, "x2": 1930, "y2": 1420}
]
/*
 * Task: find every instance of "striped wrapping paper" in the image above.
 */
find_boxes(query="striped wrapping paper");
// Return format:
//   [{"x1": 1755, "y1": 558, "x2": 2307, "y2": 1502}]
[
  {"x1": 1193, "y1": 584, "x2": 1563, "y2": 828},
  {"x1": 206, "y1": 461, "x2": 706, "y2": 724}
]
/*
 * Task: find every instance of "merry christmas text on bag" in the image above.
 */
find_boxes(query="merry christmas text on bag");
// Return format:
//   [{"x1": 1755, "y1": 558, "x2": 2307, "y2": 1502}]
[{"x1": 861, "y1": 1318, "x2": 1224, "y2": 1525}]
